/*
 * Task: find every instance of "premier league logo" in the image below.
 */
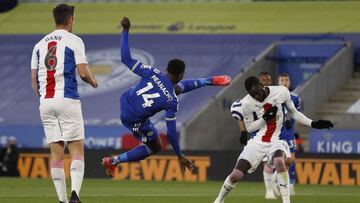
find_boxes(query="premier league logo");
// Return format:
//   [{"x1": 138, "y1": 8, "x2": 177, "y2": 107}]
[{"x1": 77, "y1": 48, "x2": 155, "y2": 97}]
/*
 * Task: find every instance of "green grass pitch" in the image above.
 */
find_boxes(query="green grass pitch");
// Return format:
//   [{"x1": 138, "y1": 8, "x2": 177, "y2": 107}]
[
  {"x1": 0, "y1": 2, "x2": 360, "y2": 34},
  {"x1": 0, "y1": 178, "x2": 358, "y2": 203}
]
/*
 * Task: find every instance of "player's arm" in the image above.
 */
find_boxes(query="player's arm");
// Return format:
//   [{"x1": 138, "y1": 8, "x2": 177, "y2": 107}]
[
  {"x1": 231, "y1": 100, "x2": 250, "y2": 144},
  {"x1": 31, "y1": 70, "x2": 39, "y2": 97},
  {"x1": 285, "y1": 88, "x2": 333, "y2": 129},
  {"x1": 77, "y1": 64, "x2": 97, "y2": 88},
  {"x1": 165, "y1": 105, "x2": 193, "y2": 171},
  {"x1": 120, "y1": 17, "x2": 157, "y2": 78},
  {"x1": 30, "y1": 46, "x2": 39, "y2": 97},
  {"x1": 174, "y1": 76, "x2": 231, "y2": 95},
  {"x1": 74, "y1": 37, "x2": 97, "y2": 88}
]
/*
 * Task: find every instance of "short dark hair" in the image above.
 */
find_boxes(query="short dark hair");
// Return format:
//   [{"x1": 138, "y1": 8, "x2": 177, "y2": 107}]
[
  {"x1": 279, "y1": 73, "x2": 289, "y2": 77},
  {"x1": 245, "y1": 76, "x2": 261, "y2": 92},
  {"x1": 166, "y1": 59, "x2": 185, "y2": 75},
  {"x1": 53, "y1": 4, "x2": 74, "y2": 26},
  {"x1": 259, "y1": 72, "x2": 271, "y2": 76}
]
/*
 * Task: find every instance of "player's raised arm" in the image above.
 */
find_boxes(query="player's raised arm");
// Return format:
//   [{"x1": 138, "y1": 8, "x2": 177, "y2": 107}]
[
  {"x1": 284, "y1": 87, "x2": 333, "y2": 129},
  {"x1": 120, "y1": 17, "x2": 158, "y2": 78},
  {"x1": 174, "y1": 75, "x2": 231, "y2": 95},
  {"x1": 120, "y1": 17, "x2": 137, "y2": 68},
  {"x1": 165, "y1": 106, "x2": 193, "y2": 172}
]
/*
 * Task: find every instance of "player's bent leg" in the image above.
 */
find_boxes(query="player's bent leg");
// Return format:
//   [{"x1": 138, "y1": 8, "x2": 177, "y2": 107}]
[
  {"x1": 214, "y1": 159, "x2": 250, "y2": 203},
  {"x1": 67, "y1": 139, "x2": 85, "y2": 203},
  {"x1": 102, "y1": 124, "x2": 161, "y2": 177},
  {"x1": 49, "y1": 142, "x2": 68, "y2": 203},
  {"x1": 272, "y1": 150, "x2": 290, "y2": 203},
  {"x1": 263, "y1": 163, "x2": 277, "y2": 199}
]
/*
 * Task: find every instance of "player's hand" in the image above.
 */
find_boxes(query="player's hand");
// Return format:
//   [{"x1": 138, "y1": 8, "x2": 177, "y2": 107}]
[
  {"x1": 262, "y1": 106, "x2": 278, "y2": 121},
  {"x1": 91, "y1": 77, "x2": 98, "y2": 88},
  {"x1": 311, "y1": 120, "x2": 334, "y2": 129},
  {"x1": 239, "y1": 131, "x2": 249, "y2": 145},
  {"x1": 121, "y1": 17, "x2": 131, "y2": 31},
  {"x1": 178, "y1": 155, "x2": 193, "y2": 172}
]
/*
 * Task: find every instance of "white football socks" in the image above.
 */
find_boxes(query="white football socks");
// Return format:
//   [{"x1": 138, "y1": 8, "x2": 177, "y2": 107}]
[
  {"x1": 70, "y1": 155, "x2": 85, "y2": 197},
  {"x1": 215, "y1": 176, "x2": 237, "y2": 203},
  {"x1": 50, "y1": 160, "x2": 68, "y2": 203},
  {"x1": 276, "y1": 171, "x2": 291, "y2": 203},
  {"x1": 263, "y1": 171, "x2": 274, "y2": 194}
]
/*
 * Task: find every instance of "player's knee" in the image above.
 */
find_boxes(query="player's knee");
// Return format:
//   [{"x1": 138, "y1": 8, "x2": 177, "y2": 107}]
[
  {"x1": 273, "y1": 157, "x2": 286, "y2": 172},
  {"x1": 229, "y1": 169, "x2": 244, "y2": 183},
  {"x1": 147, "y1": 140, "x2": 162, "y2": 154},
  {"x1": 152, "y1": 144, "x2": 161, "y2": 154},
  {"x1": 263, "y1": 164, "x2": 273, "y2": 173}
]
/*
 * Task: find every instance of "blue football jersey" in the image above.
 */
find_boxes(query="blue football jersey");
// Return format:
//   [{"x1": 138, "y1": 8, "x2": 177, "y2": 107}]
[{"x1": 120, "y1": 61, "x2": 178, "y2": 124}]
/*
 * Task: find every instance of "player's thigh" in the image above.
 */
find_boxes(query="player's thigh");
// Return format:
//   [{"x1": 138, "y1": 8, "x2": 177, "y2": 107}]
[
  {"x1": 238, "y1": 139, "x2": 268, "y2": 173},
  {"x1": 131, "y1": 120, "x2": 159, "y2": 143},
  {"x1": 56, "y1": 98, "x2": 85, "y2": 142},
  {"x1": 67, "y1": 139, "x2": 85, "y2": 157},
  {"x1": 49, "y1": 141, "x2": 65, "y2": 161},
  {"x1": 39, "y1": 100, "x2": 63, "y2": 144},
  {"x1": 267, "y1": 140, "x2": 291, "y2": 165}
]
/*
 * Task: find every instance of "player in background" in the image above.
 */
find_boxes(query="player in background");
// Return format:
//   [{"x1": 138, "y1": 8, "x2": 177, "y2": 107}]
[
  {"x1": 278, "y1": 73, "x2": 301, "y2": 195},
  {"x1": 102, "y1": 17, "x2": 231, "y2": 176},
  {"x1": 214, "y1": 76, "x2": 333, "y2": 203},
  {"x1": 31, "y1": 4, "x2": 98, "y2": 203},
  {"x1": 259, "y1": 72, "x2": 272, "y2": 87}
]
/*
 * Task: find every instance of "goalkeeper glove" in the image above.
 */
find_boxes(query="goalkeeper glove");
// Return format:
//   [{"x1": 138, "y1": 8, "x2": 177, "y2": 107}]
[
  {"x1": 262, "y1": 106, "x2": 278, "y2": 121},
  {"x1": 311, "y1": 120, "x2": 334, "y2": 129}
]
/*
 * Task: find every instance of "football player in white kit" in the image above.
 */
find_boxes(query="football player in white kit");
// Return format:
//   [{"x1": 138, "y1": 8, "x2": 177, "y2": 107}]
[
  {"x1": 214, "y1": 76, "x2": 333, "y2": 203},
  {"x1": 31, "y1": 4, "x2": 97, "y2": 203}
]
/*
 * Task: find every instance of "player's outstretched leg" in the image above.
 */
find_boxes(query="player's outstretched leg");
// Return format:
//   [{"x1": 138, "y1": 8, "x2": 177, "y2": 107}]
[
  {"x1": 102, "y1": 137, "x2": 161, "y2": 177},
  {"x1": 210, "y1": 75, "x2": 231, "y2": 86},
  {"x1": 263, "y1": 164, "x2": 277, "y2": 199},
  {"x1": 214, "y1": 159, "x2": 250, "y2": 203},
  {"x1": 273, "y1": 151, "x2": 290, "y2": 203},
  {"x1": 176, "y1": 75, "x2": 231, "y2": 94}
]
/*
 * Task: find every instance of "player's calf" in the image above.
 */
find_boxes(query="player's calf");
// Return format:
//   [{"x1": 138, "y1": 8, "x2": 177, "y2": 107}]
[{"x1": 272, "y1": 151, "x2": 290, "y2": 203}]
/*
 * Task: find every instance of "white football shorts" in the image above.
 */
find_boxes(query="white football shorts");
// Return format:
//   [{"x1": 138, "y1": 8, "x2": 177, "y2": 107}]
[
  {"x1": 238, "y1": 139, "x2": 291, "y2": 173},
  {"x1": 39, "y1": 98, "x2": 84, "y2": 144}
]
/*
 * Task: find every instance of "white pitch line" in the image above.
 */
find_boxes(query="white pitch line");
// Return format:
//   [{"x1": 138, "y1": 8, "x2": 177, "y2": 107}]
[{"x1": 0, "y1": 193, "x2": 359, "y2": 198}]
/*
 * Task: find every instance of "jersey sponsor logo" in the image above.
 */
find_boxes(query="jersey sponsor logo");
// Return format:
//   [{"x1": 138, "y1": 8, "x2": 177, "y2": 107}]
[{"x1": 77, "y1": 48, "x2": 154, "y2": 97}]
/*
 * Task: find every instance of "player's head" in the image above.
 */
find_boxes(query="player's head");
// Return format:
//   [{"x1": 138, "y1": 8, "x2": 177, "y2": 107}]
[
  {"x1": 258, "y1": 72, "x2": 272, "y2": 86},
  {"x1": 278, "y1": 73, "x2": 291, "y2": 89},
  {"x1": 245, "y1": 76, "x2": 266, "y2": 101},
  {"x1": 166, "y1": 59, "x2": 185, "y2": 84},
  {"x1": 53, "y1": 4, "x2": 75, "y2": 32}
]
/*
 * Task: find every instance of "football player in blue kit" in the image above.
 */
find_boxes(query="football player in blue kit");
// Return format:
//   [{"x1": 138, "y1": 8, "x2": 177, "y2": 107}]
[{"x1": 102, "y1": 17, "x2": 231, "y2": 176}]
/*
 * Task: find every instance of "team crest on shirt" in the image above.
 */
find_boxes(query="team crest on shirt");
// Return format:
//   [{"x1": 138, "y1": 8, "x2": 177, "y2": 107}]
[{"x1": 77, "y1": 48, "x2": 155, "y2": 97}]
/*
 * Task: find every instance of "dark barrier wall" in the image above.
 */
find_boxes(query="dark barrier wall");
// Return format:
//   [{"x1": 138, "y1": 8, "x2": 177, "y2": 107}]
[{"x1": 16, "y1": 149, "x2": 360, "y2": 186}]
